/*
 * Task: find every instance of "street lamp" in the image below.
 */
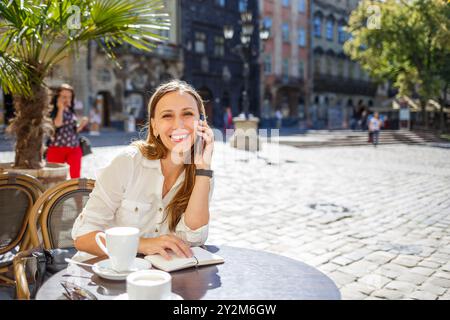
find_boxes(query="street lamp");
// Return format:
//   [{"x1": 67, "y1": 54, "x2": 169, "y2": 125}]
[
  {"x1": 223, "y1": 10, "x2": 269, "y2": 119},
  {"x1": 223, "y1": 10, "x2": 269, "y2": 152}
]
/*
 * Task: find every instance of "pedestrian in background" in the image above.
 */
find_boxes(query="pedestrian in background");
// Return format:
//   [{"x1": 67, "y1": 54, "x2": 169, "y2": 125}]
[
  {"x1": 275, "y1": 109, "x2": 283, "y2": 129},
  {"x1": 223, "y1": 106, "x2": 233, "y2": 132},
  {"x1": 360, "y1": 107, "x2": 368, "y2": 131},
  {"x1": 47, "y1": 84, "x2": 89, "y2": 178},
  {"x1": 89, "y1": 105, "x2": 101, "y2": 135},
  {"x1": 368, "y1": 112, "x2": 383, "y2": 147}
]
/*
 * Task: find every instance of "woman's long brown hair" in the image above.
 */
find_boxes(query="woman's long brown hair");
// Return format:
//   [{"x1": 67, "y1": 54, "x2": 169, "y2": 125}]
[{"x1": 133, "y1": 80, "x2": 206, "y2": 232}]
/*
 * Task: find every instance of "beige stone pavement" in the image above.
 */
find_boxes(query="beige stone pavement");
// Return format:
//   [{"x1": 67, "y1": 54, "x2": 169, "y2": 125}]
[{"x1": 2, "y1": 141, "x2": 449, "y2": 300}]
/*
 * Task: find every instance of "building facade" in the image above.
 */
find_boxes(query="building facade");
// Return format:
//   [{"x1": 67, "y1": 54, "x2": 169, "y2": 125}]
[
  {"x1": 310, "y1": 0, "x2": 379, "y2": 129},
  {"x1": 43, "y1": 0, "x2": 182, "y2": 129},
  {"x1": 259, "y1": 0, "x2": 311, "y2": 127},
  {"x1": 180, "y1": 0, "x2": 261, "y2": 128}
]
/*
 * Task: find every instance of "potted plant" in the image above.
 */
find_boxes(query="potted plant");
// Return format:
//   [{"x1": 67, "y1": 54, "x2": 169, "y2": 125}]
[{"x1": 0, "y1": 0, "x2": 169, "y2": 187}]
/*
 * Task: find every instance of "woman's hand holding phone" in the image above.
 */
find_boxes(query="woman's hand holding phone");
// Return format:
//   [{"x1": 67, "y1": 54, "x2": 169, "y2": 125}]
[{"x1": 194, "y1": 115, "x2": 214, "y2": 170}]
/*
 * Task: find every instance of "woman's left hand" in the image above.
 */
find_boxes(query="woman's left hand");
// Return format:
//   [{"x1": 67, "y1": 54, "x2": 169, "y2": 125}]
[{"x1": 195, "y1": 119, "x2": 214, "y2": 170}]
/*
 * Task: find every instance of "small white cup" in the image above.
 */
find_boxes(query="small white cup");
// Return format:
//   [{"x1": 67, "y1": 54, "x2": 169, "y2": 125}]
[
  {"x1": 127, "y1": 270, "x2": 172, "y2": 300},
  {"x1": 95, "y1": 227, "x2": 139, "y2": 272}
]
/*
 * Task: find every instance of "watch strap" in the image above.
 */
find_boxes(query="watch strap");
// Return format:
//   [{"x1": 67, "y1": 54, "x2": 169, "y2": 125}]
[{"x1": 195, "y1": 169, "x2": 213, "y2": 178}]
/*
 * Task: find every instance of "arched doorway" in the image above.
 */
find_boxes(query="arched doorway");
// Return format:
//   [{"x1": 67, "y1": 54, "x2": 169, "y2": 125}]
[
  {"x1": 222, "y1": 91, "x2": 230, "y2": 109},
  {"x1": 197, "y1": 86, "x2": 213, "y2": 126},
  {"x1": 96, "y1": 91, "x2": 114, "y2": 127}
]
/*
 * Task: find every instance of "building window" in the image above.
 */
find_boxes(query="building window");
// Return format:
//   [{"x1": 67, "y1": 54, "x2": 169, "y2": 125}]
[
  {"x1": 264, "y1": 55, "x2": 272, "y2": 74},
  {"x1": 263, "y1": 17, "x2": 272, "y2": 36},
  {"x1": 97, "y1": 68, "x2": 112, "y2": 83},
  {"x1": 282, "y1": 23, "x2": 289, "y2": 42},
  {"x1": 282, "y1": 0, "x2": 290, "y2": 7},
  {"x1": 194, "y1": 32, "x2": 206, "y2": 54},
  {"x1": 325, "y1": 57, "x2": 332, "y2": 75},
  {"x1": 238, "y1": 0, "x2": 247, "y2": 12},
  {"x1": 313, "y1": 16, "x2": 322, "y2": 38},
  {"x1": 314, "y1": 58, "x2": 321, "y2": 75},
  {"x1": 298, "y1": 28, "x2": 306, "y2": 47},
  {"x1": 156, "y1": 27, "x2": 169, "y2": 41},
  {"x1": 326, "y1": 19, "x2": 334, "y2": 41},
  {"x1": 298, "y1": 0, "x2": 306, "y2": 13},
  {"x1": 338, "y1": 23, "x2": 346, "y2": 44},
  {"x1": 282, "y1": 59, "x2": 289, "y2": 81},
  {"x1": 298, "y1": 60, "x2": 305, "y2": 79},
  {"x1": 215, "y1": 0, "x2": 226, "y2": 7},
  {"x1": 337, "y1": 60, "x2": 344, "y2": 77},
  {"x1": 214, "y1": 36, "x2": 224, "y2": 57},
  {"x1": 348, "y1": 63, "x2": 354, "y2": 79}
]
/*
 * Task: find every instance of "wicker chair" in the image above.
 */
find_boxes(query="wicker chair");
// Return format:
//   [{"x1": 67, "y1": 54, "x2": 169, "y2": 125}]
[
  {"x1": 13, "y1": 248, "x2": 45, "y2": 300},
  {"x1": 28, "y1": 178, "x2": 95, "y2": 249},
  {"x1": 0, "y1": 173, "x2": 45, "y2": 285},
  {"x1": 13, "y1": 179, "x2": 95, "y2": 299}
]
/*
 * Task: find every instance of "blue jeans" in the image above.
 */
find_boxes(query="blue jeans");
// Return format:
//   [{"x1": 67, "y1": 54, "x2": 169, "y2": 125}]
[{"x1": 372, "y1": 130, "x2": 380, "y2": 146}]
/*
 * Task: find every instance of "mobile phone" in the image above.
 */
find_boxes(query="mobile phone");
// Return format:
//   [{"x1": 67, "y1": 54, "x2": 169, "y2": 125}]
[{"x1": 195, "y1": 114, "x2": 205, "y2": 156}]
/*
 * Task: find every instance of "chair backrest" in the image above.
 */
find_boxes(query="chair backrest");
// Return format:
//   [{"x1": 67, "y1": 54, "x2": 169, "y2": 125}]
[
  {"x1": 28, "y1": 178, "x2": 95, "y2": 249},
  {"x1": 0, "y1": 173, "x2": 45, "y2": 255},
  {"x1": 13, "y1": 248, "x2": 37, "y2": 300}
]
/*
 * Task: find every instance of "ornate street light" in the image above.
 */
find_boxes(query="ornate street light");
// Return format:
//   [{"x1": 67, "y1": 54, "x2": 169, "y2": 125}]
[
  {"x1": 223, "y1": 10, "x2": 270, "y2": 152},
  {"x1": 223, "y1": 25, "x2": 234, "y2": 40},
  {"x1": 223, "y1": 10, "x2": 269, "y2": 119}
]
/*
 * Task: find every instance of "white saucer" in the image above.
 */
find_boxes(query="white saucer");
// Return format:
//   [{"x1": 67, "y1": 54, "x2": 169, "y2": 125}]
[
  {"x1": 92, "y1": 258, "x2": 152, "y2": 281},
  {"x1": 114, "y1": 292, "x2": 183, "y2": 300}
]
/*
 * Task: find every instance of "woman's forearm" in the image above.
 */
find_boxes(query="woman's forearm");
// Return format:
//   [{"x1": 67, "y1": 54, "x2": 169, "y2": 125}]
[
  {"x1": 54, "y1": 109, "x2": 64, "y2": 127},
  {"x1": 74, "y1": 231, "x2": 106, "y2": 257},
  {"x1": 183, "y1": 176, "x2": 211, "y2": 230}
]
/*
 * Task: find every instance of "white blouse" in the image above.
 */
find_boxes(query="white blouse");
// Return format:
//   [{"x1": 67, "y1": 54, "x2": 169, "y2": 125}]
[{"x1": 71, "y1": 146, "x2": 213, "y2": 260}]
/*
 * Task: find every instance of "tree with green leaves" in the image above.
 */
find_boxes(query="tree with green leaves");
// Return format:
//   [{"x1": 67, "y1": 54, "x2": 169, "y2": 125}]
[
  {"x1": 0, "y1": 0, "x2": 169, "y2": 169},
  {"x1": 344, "y1": 0, "x2": 450, "y2": 131}
]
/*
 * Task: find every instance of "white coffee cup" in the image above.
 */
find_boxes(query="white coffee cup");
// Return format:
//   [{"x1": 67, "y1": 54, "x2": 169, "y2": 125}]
[
  {"x1": 95, "y1": 227, "x2": 139, "y2": 272},
  {"x1": 127, "y1": 270, "x2": 172, "y2": 300}
]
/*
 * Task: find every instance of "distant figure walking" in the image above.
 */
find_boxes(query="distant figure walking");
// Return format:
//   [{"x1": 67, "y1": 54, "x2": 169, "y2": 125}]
[
  {"x1": 223, "y1": 106, "x2": 233, "y2": 132},
  {"x1": 368, "y1": 112, "x2": 383, "y2": 147},
  {"x1": 275, "y1": 109, "x2": 283, "y2": 129},
  {"x1": 89, "y1": 105, "x2": 101, "y2": 135}
]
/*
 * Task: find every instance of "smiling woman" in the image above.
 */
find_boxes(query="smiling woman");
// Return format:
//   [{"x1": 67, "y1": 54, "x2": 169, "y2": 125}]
[{"x1": 72, "y1": 80, "x2": 215, "y2": 262}]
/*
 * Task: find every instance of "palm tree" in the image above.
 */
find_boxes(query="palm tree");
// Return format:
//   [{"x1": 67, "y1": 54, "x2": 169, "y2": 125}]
[{"x1": 0, "y1": 0, "x2": 169, "y2": 169}]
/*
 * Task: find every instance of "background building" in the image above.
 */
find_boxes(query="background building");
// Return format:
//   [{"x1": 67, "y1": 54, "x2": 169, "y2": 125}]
[
  {"x1": 43, "y1": 0, "x2": 182, "y2": 129},
  {"x1": 259, "y1": 0, "x2": 311, "y2": 127},
  {"x1": 180, "y1": 0, "x2": 261, "y2": 128},
  {"x1": 310, "y1": 0, "x2": 379, "y2": 129}
]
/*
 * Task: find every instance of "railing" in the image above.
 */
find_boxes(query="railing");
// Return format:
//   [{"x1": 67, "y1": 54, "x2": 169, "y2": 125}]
[
  {"x1": 97, "y1": 42, "x2": 181, "y2": 60},
  {"x1": 274, "y1": 76, "x2": 305, "y2": 87},
  {"x1": 313, "y1": 74, "x2": 378, "y2": 96}
]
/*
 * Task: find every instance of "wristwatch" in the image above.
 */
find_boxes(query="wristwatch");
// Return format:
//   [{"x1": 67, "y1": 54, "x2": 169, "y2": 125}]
[{"x1": 195, "y1": 169, "x2": 213, "y2": 178}]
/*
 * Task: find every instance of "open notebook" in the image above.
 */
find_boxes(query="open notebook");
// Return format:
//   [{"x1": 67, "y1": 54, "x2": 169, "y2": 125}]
[{"x1": 144, "y1": 247, "x2": 224, "y2": 272}]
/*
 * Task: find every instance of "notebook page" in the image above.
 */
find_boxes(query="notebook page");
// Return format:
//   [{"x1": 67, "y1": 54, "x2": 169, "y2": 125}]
[
  {"x1": 193, "y1": 247, "x2": 224, "y2": 266},
  {"x1": 145, "y1": 251, "x2": 196, "y2": 272}
]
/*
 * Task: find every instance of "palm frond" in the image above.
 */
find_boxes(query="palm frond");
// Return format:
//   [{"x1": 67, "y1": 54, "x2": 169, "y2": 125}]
[
  {"x1": 0, "y1": 0, "x2": 172, "y2": 95},
  {"x1": 0, "y1": 50, "x2": 31, "y2": 96}
]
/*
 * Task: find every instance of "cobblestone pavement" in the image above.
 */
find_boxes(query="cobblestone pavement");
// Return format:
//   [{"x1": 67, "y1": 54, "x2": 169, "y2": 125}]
[{"x1": 2, "y1": 142, "x2": 450, "y2": 300}]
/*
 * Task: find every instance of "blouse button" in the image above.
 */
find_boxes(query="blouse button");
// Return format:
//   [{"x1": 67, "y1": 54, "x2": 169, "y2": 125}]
[
  {"x1": 135, "y1": 207, "x2": 138, "y2": 212},
  {"x1": 155, "y1": 228, "x2": 159, "y2": 233},
  {"x1": 159, "y1": 208, "x2": 162, "y2": 212}
]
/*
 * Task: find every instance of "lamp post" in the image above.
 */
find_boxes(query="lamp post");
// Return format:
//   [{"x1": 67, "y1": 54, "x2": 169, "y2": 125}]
[
  {"x1": 224, "y1": 10, "x2": 269, "y2": 151},
  {"x1": 223, "y1": 11, "x2": 269, "y2": 119}
]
